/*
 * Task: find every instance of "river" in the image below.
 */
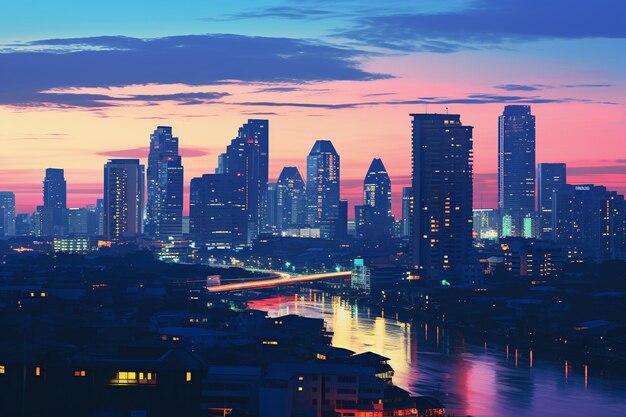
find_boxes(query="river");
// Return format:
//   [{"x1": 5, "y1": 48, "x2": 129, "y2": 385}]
[{"x1": 248, "y1": 291, "x2": 626, "y2": 417}]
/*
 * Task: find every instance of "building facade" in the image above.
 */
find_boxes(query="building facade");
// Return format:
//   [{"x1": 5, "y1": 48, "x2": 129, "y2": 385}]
[
  {"x1": 103, "y1": 159, "x2": 145, "y2": 240},
  {"x1": 537, "y1": 163, "x2": 566, "y2": 240},
  {"x1": 306, "y1": 140, "x2": 342, "y2": 240}
]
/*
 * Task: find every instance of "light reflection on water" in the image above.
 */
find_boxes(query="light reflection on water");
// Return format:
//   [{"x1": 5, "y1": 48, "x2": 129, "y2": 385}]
[{"x1": 249, "y1": 292, "x2": 626, "y2": 417}]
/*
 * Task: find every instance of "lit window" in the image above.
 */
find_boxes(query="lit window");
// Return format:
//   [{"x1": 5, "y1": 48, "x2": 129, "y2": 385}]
[
  {"x1": 298, "y1": 387, "x2": 303, "y2": 391},
  {"x1": 0, "y1": 365, "x2": 5, "y2": 374},
  {"x1": 298, "y1": 376, "x2": 304, "y2": 381},
  {"x1": 110, "y1": 371, "x2": 156, "y2": 385},
  {"x1": 35, "y1": 367, "x2": 41, "y2": 377},
  {"x1": 186, "y1": 371, "x2": 192, "y2": 382},
  {"x1": 74, "y1": 370, "x2": 86, "y2": 377}
]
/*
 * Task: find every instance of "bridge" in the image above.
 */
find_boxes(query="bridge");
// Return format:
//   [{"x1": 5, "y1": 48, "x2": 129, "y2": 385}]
[{"x1": 206, "y1": 271, "x2": 352, "y2": 293}]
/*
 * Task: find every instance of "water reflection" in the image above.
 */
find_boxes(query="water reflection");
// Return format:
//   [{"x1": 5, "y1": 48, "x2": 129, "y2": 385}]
[{"x1": 249, "y1": 292, "x2": 626, "y2": 417}]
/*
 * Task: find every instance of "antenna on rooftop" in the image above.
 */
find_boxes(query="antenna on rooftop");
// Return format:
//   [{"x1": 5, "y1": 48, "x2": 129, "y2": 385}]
[{"x1": 446, "y1": 107, "x2": 449, "y2": 115}]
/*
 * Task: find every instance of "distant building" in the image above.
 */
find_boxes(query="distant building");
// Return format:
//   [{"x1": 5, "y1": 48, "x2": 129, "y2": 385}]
[
  {"x1": 53, "y1": 236, "x2": 92, "y2": 254},
  {"x1": 266, "y1": 182, "x2": 279, "y2": 230},
  {"x1": 498, "y1": 105, "x2": 536, "y2": 236},
  {"x1": 537, "y1": 163, "x2": 566, "y2": 239},
  {"x1": 189, "y1": 173, "x2": 247, "y2": 250},
  {"x1": 473, "y1": 209, "x2": 498, "y2": 240},
  {"x1": 0, "y1": 191, "x2": 16, "y2": 236},
  {"x1": 356, "y1": 158, "x2": 393, "y2": 245},
  {"x1": 146, "y1": 126, "x2": 184, "y2": 239},
  {"x1": 15, "y1": 213, "x2": 31, "y2": 236},
  {"x1": 351, "y1": 258, "x2": 371, "y2": 293},
  {"x1": 66, "y1": 208, "x2": 89, "y2": 235},
  {"x1": 306, "y1": 140, "x2": 342, "y2": 240},
  {"x1": 276, "y1": 167, "x2": 306, "y2": 231},
  {"x1": 401, "y1": 187, "x2": 412, "y2": 237},
  {"x1": 103, "y1": 159, "x2": 145, "y2": 240},
  {"x1": 42, "y1": 168, "x2": 67, "y2": 236},
  {"x1": 220, "y1": 120, "x2": 269, "y2": 242},
  {"x1": 410, "y1": 113, "x2": 474, "y2": 281}
]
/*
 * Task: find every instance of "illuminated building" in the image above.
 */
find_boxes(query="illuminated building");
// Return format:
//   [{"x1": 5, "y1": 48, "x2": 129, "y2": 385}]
[
  {"x1": 219, "y1": 119, "x2": 269, "y2": 241},
  {"x1": 189, "y1": 173, "x2": 247, "y2": 249},
  {"x1": 553, "y1": 184, "x2": 625, "y2": 263},
  {"x1": 158, "y1": 238, "x2": 194, "y2": 263},
  {"x1": 472, "y1": 209, "x2": 498, "y2": 240},
  {"x1": 410, "y1": 113, "x2": 474, "y2": 280},
  {"x1": 66, "y1": 207, "x2": 89, "y2": 235},
  {"x1": 537, "y1": 163, "x2": 566, "y2": 239},
  {"x1": 498, "y1": 105, "x2": 536, "y2": 236},
  {"x1": 103, "y1": 159, "x2": 145, "y2": 240},
  {"x1": 356, "y1": 158, "x2": 393, "y2": 245},
  {"x1": 15, "y1": 212, "x2": 31, "y2": 236},
  {"x1": 276, "y1": 166, "x2": 306, "y2": 231},
  {"x1": 53, "y1": 237, "x2": 91, "y2": 254},
  {"x1": 306, "y1": 140, "x2": 342, "y2": 240},
  {"x1": 146, "y1": 126, "x2": 184, "y2": 239},
  {"x1": 0, "y1": 191, "x2": 16, "y2": 236},
  {"x1": 41, "y1": 168, "x2": 67, "y2": 236},
  {"x1": 351, "y1": 258, "x2": 371, "y2": 293},
  {"x1": 401, "y1": 187, "x2": 412, "y2": 237}
]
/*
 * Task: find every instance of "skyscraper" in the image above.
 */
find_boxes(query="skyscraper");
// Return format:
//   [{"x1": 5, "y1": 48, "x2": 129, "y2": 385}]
[
  {"x1": 498, "y1": 105, "x2": 536, "y2": 236},
  {"x1": 356, "y1": 158, "x2": 393, "y2": 245},
  {"x1": 537, "y1": 163, "x2": 566, "y2": 239},
  {"x1": 146, "y1": 126, "x2": 184, "y2": 239},
  {"x1": 306, "y1": 140, "x2": 341, "y2": 240},
  {"x1": 401, "y1": 187, "x2": 413, "y2": 237},
  {"x1": 410, "y1": 113, "x2": 474, "y2": 280},
  {"x1": 103, "y1": 159, "x2": 145, "y2": 240},
  {"x1": 42, "y1": 168, "x2": 66, "y2": 236},
  {"x1": 189, "y1": 173, "x2": 247, "y2": 249},
  {"x1": 0, "y1": 191, "x2": 16, "y2": 236},
  {"x1": 221, "y1": 120, "x2": 269, "y2": 242},
  {"x1": 276, "y1": 167, "x2": 306, "y2": 231}
]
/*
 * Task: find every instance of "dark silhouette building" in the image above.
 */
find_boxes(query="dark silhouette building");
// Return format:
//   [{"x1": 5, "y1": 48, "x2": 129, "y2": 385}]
[
  {"x1": 356, "y1": 158, "x2": 393, "y2": 245},
  {"x1": 219, "y1": 120, "x2": 269, "y2": 243},
  {"x1": 189, "y1": 173, "x2": 247, "y2": 249},
  {"x1": 0, "y1": 191, "x2": 16, "y2": 236},
  {"x1": 103, "y1": 159, "x2": 145, "y2": 240},
  {"x1": 146, "y1": 126, "x2": 184, "y2": 239},
  {"x1": 410, "y1": 113, "x2": 474, "y2": 280},
  {"x1": 41, "y1": 168, "x2": 66, "y2": 236},
  {"x1": 401, "y1": 187, "x2": 412, "y2": 238},
  {"x1": 498, "y1": 105, "x2": 536, "y2": 236},
  {"x1": 537, "y1": 163, "x2": 566, "y2": 240},
  {"x1": 306, "y1": 140, "x2": 341, "y2": 240},
  {"x1": 276, "y1": 166, "x2": 306, "y2": 231}
]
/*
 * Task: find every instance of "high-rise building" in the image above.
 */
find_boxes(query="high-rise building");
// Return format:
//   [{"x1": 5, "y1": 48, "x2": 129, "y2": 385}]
[
  {"x1": 472, "y1": 209, "x2": 498, "y2": 240},
  {"x1": 103, "y1": 159, "x2": 145, "y2": 240},
  {"x1": 410, "y1": 113, "x2": 474, "y2": 280},
  {"x1": 0, "y1": 191, "x2": 16, "y2": 236},
  {"x1": 189, "y1": 173, "x2": 247, "y2": 249},
  {"x1": 356, "y1": 158, "x2": 393, "y2": 245},
  {"x1": 498, "y1": 105, "x2": 536, "y2": 236},
  {"x1": 306, "y1": 140, "x2": 341, "y2": 240},
  {"x1": 146, "y1": 126, "x2": 184, "y2": 239},
  {"x1": 15, "y1": 213, "x2": 31, "y2": 236},
  {"x1": 401, "y1": 187, "x2": 413, "y2": 238},
  {"x1": 553, "y1": 184, "x2": 625, "y2": 263},
  {"x1": 221, "y1": 120, "x2": 269, "y2": 242},
  {"x1": 266, "y1": 182, "x2": 279, "y2": 231},
  {"x1": 276, "y1": 167, "x2": 306, "y2": 231},
  {"x1": 42, "y1": 168, "x2": 67, "y2": 236},
  {"x1": 537, "y1": 163, "x2": 566, "y2": 239},
  {"x1": 66, "y1": 208, "x2": 89, "y2": 235}
]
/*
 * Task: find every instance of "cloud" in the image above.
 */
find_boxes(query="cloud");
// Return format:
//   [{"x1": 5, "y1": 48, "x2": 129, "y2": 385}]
[
  {"x1": 495, "y1": 83, "x2": 612, "y2": 91},
  {"x1": 234, "y1": 93, "x2": 616, "y2": 110},
  {"x1": 209, "y1": 6, "x2": 339, "y2": 21},
  {"x1": 338, "y1": 0, "x2": 626, "y2": 51},
  {"x1": 0, "y1": 34, "x2": 388, "y2": 108},
  {"x1": 97, "y1": 146, "x2": 210, "y2": 158}
]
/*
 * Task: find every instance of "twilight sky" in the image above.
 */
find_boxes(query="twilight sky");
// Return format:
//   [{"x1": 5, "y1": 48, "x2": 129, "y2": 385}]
[{"x1": 1, "y1": 0, "x2": 625, "y2": 217}]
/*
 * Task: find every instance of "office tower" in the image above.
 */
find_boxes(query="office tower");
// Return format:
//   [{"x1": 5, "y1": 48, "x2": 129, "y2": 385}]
[
  {"x1": 103, "y1": 159, "x2": 145, "y2": 240},
  {"x1": 554, "y1": 184, "x2": 625, "y2": 263},
  {"x1": 498, "y1": 105, "x2": 536, "y2": 236},
  {"x1": 42, "y1": 168, "x2": 67, "y2": 236},
  {"x1": 66, "y1": 208, "x2": 89, "y2": 235},
  {"x1": 537, "y1": 163, "x2": 566, "y2": 239},
  {"x1": 410, "y1": 113, "x2": 474, "y2": 280},
  {"x1": 267, "y1": 182, "x2": 279, "y2": 230},
  {"x1": 15, "y1": 213, "x2": 31, "y2": 236},
  {"x1": 0, "y1": 191, "x2": 16, "y2": 236},
  {"x1": 221, "y1": 120, "x2": 269, "y2": 242},
  {"x1": 86, "y1": 200, "x2": 104, "y2": 236},
  {"x1": 337, "y1": 200, "x2": 348, "y2": 240},
  {"x1": 146, "y1": 126, "x2": 184, "y2": 239},
  {"x1": 356, "y1": 158, "x2": 393, "y2": 244},
  {"x1": 401, "y1": 187, "x2": 413, "y2": 237},
  {"x1": 189, "y1": 173, "x2": 247, "y2": 249},
  {"x1": 276, "y1": 167, "x2": 306, "y2": 231},
  {"x1": 306, "y1": 140, "x2": 341, "y2": 240}
]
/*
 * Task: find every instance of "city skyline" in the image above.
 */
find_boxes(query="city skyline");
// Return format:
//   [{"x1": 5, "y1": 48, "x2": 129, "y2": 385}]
[{"x1": 1, "y1": 1, "x2": 625, "y2": 216}]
